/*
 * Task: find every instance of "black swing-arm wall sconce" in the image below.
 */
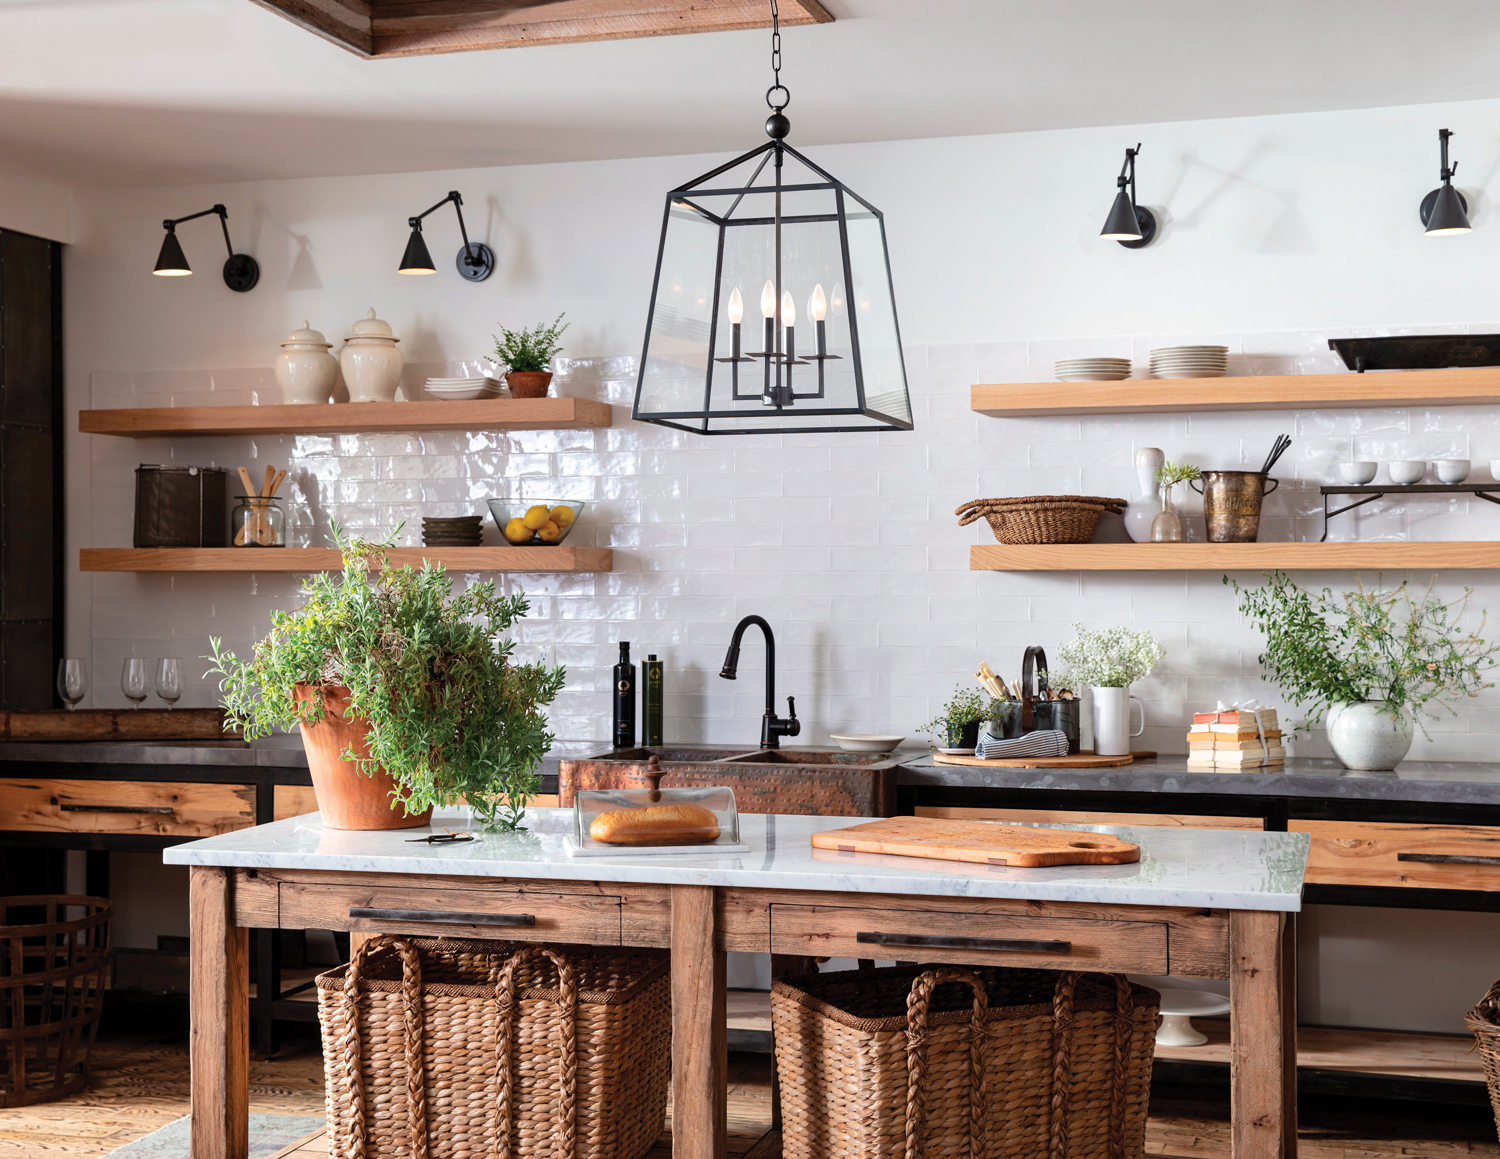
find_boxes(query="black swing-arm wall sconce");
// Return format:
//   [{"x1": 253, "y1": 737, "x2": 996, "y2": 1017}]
[
  {"x1": 1100, "y1": 144, "x2": 1157, "y2": 248},
  {"x1": 399, "y1": 191, "x2": 494, "y2": 282},
  {"x1": 153, "y1": 204, "x2": 259, "y2": 291},
  {"x1": 1421, "y1": 128, "x2": 1472, "y2": 235}
]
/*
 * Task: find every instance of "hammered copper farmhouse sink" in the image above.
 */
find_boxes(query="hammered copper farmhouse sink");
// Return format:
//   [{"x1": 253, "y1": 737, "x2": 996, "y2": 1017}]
[{"x1": 556, "y1": 746, "x2": 901, "y2": 817}]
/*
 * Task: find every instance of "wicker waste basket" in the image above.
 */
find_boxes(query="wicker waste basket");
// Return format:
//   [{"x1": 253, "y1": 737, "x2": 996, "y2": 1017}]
[
  {"x1": 1465, "y1": 975, "x2": 1500, "y2": 1141},
  {"x1": 0, "y1": 895, "x2": 111, "y2": 1107},
  {"x1": 316, "y1": 936, "x2": 671, "y2": 1159},
  {"x1": 772, "y1": 964, "x2": 1160, "y2": 1159}
]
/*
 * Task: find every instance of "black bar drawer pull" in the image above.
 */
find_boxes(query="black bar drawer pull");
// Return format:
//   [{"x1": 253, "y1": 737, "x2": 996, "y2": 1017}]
[
  {"x1": 349, "y1": 907, "x2": 537, "y2": 927},
  {"x1": 61, "y1": 804, "x2": 175, "y2": 815},
  {"x1": 857, "y1": 931, "x2": 1071, "y2": 954},
  {"x1": 1397, "y1": 852, "x2": 1500, "y2": 867}
]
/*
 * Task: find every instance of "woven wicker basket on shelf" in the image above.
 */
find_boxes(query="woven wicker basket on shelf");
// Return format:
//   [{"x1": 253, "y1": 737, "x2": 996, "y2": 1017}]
[
  {"x1": 1466, "y1": 976, "x2": 1500, "y2": 1141},
  {"x1": 956, "y1": 495, "x2": 1128, "y2": 545},
  {"x1": 772, "y1": 964, "x2": 1159, "y2": 1159},
  {"x1": 316, "y1": 935, "x2": 671, "y2": 1159}
]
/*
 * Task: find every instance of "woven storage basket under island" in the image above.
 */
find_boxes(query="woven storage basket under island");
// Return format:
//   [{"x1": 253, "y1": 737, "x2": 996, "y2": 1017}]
[
  {"x1": 772, "y1": 964, "x2": 1159, "y2": 1159},
  {"x1": 1466, "y1": 975, "x2": 1500, "y2": 1141},
  {"x1": 316, "y1": 935, "x2": 671, "y2": 1159}
]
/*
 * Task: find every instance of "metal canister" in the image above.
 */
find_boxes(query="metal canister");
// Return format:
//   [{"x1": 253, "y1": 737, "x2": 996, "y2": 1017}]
[{"x1": 1193, "y1": 471, "x2": 1279, "y2": 542}]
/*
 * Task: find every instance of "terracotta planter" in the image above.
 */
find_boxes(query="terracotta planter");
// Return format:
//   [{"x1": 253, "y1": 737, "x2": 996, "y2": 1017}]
[
  {"x1": 505, "y1": 371, "x2": 552, "y2": 399},
  {"x1": 293, "y1": 684, "x2": 432, "y2": 830}
]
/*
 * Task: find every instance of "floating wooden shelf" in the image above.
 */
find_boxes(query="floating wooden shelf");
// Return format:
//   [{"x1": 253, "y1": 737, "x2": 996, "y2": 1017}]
[
  {"x1": 78, "y1": 396, "x2": 612, "y2": 437},
  {"x1": 971, "y1": 542, "x2": 1500, "y2": 571},
  {"x1": 971, "y1": 367, "x2": 1500, "y2": 417},
  {"x1": 80, "y1": 547, "x2": 612, "y2": 573}
]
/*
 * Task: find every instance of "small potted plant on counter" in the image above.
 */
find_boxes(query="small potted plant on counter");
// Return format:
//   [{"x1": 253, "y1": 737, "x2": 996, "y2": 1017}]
[
  {"x1": 209, "y1": 527, "x2": 565, "y2": 831},
  {"x1": 920, "y1": 684, "x2": 988, "y2": 752},
  {"x1": 1059, "y1": 624, "x2": 1164, "y2": 756},
  {"x1": 1231, "y1": 571, "x2": 1498, "y2": 771},
  {"x1": 491, "y1": 312, "x2": 570, "y2": 399}
]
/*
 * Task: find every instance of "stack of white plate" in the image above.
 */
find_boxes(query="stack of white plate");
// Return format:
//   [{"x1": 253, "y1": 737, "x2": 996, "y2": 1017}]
[
  {"x1": 1149, "y1": 346, "x2": 1228, "y2": 379},
  {"x1": 425, "y1": 376, "x2": 505, "y2": 401},
  {"x1": 1054, "y1": 357, "x2": 1132, "y2": 382}
]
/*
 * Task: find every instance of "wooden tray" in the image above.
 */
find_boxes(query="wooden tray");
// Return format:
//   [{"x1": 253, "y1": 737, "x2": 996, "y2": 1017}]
[
  {"x1": 0, "y1": 709, "x2": 238, "y2": 742},
  {"x1": 932, "y1": 749, "x2": 1157, "y2": 769},
  {"x1": 810, "y1": 816, "x2": 1140, "y2": 867}
]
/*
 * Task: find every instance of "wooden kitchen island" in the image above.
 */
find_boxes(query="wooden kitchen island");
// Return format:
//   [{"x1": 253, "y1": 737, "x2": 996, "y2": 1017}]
[{"x1": 164, "y1": 809, "x2": 1310, "y2": 1159}]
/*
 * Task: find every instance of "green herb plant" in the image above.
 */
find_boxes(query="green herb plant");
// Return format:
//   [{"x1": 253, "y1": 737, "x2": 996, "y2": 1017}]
[
  {"x1": 1229, "y1": 570, "x2": 1499, "y2": 735},
  {"x1": 491, "y1": 313, "x2": 570, "y2": 374},
  {"x1": 208, "y1": 526, "x2": 565, "y2": 831},
  {"x1": 918, "y1": 683, "x2": 988, "y2": 748},
  {"x1": 1154, "y1": 460, "x2": 1202, "y2": 502}
]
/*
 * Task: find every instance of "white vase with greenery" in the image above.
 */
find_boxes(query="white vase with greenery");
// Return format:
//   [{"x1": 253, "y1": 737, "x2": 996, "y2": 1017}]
[{"x1": 1060, "y1": 625, "x2": 1165, "y2": 756}]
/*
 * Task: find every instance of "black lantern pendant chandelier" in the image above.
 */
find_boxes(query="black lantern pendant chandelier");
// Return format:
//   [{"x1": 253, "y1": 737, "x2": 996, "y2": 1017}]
[{"x1": 631, "y1": 0, "x2": 912, "y2": 435}]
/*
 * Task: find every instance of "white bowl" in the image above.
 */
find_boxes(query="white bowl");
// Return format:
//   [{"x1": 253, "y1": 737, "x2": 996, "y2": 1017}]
[
  {"x1": 828, "y1": 734, "x2": 905, "y2": 753},
  {"x1": 1491, "y1": 459, "x2": 1500, "y2": 483},
  {"x1": 1435, "y1": 459, "x2": 1471, "y2": 484},
  {"x1": 1339, "y1": 461, "x2": 1378, "y2": 485},
  {"x1": 1388, "y1": 460, "x2": 1426, "y2": 485}
]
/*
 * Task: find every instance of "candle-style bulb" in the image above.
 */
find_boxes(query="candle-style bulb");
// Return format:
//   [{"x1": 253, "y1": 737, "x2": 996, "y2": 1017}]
[
  {"x1": 781, "y1": 290, "x2": 796, "y2": 327},
  {"x1": 727, "y1": 286, "x2": 743, "y2": 325},
  {"x1": 808, "y1": 284, "x2": 827, "y2": 322},
  {"x1": 760, "y1": 280, "x2": 777, "y2": 319}
]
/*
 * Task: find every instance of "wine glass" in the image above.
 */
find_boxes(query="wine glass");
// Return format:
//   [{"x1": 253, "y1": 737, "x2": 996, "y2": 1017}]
[
  {"x1": 56, "y1": 659, "x2": 87, "y2": 709},
  {"x1": 155, "y1": 658, "x2": 183, "y2": 710},
  {"x1": 121, "y1": 658, "x2": 149, "y2": 710}
]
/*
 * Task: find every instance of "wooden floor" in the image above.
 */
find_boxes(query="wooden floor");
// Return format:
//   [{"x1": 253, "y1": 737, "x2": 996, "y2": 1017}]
[{"x1": 8, "y1": 1029, "x2": 1497, "y2": 1158}]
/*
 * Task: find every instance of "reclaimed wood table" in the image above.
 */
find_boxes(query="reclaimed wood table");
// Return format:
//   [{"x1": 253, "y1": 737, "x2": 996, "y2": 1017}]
[{"x1": 165, "y1": 809, "x2": 1309, "y2": 1159}]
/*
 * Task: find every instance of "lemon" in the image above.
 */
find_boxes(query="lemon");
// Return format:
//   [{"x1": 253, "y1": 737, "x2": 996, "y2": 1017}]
[
  {"x1": 503, "y1": 517, "x2": 532, "y2": 544},
  {"x1": 522, "y1": 505, "x2": 551, "y2": 531},
  {"x1": 537, "y1": 521, "x2": 561, "y2": 543},
  {"x1": 550, "y1": 505, "x2": 576, "y2": 528}
]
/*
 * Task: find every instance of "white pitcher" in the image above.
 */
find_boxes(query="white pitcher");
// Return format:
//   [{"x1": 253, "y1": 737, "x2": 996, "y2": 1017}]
[{"x1": 1092, "y1": 686, "x2": 1144, "y2": 756}]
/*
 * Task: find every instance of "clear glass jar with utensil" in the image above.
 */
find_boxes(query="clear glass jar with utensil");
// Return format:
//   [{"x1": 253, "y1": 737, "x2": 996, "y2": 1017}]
[{"x1": 232, "y1": 496, "x2": 286, "y2": 547}]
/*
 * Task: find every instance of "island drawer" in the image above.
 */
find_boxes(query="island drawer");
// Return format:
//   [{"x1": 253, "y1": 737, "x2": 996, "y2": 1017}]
[
  {"x1": 0, "y1": 777, "x2": 256, "y2": 836},
  {"x1": 279, "y1": 882, "x2": 623, "y2": 944},
  {"x1": 769, "y1": 903, "x2": 1169, "y2": 973},
  {"x1": 1290, "y1": 821, "x2": 1500, "y2": 890}
]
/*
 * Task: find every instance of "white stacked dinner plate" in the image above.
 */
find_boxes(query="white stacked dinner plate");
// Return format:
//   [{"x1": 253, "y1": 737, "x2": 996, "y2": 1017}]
[
  {"x1": 1054, "y1": 357, "x2": 1132, "y2": 382},
  {"x1": 425, "y1": 377, "x2": 505, "y2": 401},
  {"x1": 1148, "y1": 345, "x2": 1228, "y2": 379}
]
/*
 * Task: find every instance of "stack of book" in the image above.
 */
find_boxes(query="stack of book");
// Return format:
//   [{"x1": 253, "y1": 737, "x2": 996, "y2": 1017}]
[{"x1": 1186, "y1": 708, "x2": 1284, "y2": 769}]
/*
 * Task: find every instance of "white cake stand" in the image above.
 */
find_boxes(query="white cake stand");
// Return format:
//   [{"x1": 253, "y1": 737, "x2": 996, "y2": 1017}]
[{"x1": 1155, "y1": 986, "x2": 1231, "y2": 1047}]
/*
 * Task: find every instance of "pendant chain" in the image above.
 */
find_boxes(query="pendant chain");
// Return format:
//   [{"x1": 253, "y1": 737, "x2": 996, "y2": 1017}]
[{"x1": 767, "y1": 0, "x2": 789, "y2": 110}]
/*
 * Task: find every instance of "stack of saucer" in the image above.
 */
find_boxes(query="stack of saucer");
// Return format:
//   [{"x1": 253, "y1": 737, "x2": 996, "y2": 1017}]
[
  {"x1": 1054, "y1": 357, "x2": 1131, "y2": 382},
  {"x1": 422, "y1": 516, "x2": 483, "y2": 547},
  {"x1": 1149, "y1": 346, "x2": 1228, "y2": 379},
  {"x1": 425, "y1": 376, "x2": 504, "y2": 401}
]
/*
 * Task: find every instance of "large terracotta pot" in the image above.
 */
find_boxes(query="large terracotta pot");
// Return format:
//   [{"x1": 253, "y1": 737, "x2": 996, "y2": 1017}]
[
  {"x1": 505, "y1": 371, "x2": 552, "y2": 399},
  {"x1": 294, "y1": 684, "x2": 432, "y2": 830}
]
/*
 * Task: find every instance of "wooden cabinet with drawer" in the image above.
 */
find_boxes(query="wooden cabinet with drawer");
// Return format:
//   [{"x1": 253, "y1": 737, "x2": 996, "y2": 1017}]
[
  {"x1": 1289, "y1": 820, "x2": 1500, "y2": 890},
  {"x1": 0, "y1": 777, "x2": 256, "y2": 836}
]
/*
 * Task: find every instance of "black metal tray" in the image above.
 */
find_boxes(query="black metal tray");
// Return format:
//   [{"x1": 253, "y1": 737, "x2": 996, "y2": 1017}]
[{"x1": 1328, "y1": 335, "x2": 1500, "y2": 372}]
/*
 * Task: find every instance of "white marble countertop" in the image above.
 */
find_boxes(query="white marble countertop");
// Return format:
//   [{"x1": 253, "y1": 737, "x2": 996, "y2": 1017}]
[{"x1": 163, "y1": 808, "x2": 1308, "y2": 912}]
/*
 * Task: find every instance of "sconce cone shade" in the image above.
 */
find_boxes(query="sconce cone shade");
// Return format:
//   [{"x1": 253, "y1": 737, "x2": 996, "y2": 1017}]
[
  {"x1": 1424, "y1": 183, "x2": 1472, "y2": 235},
  {"x1": 153, "y1": 230, "x2": 191, "y2": 276},
  {"x1": 1100, "y1": 189, "x2": 1145, "y2": 240},
  {"x1": 399, "y1": 227, "x2": 436, "y2": 274}
]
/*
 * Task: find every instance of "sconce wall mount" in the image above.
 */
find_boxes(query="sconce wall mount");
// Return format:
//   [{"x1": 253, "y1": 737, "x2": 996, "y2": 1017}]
[
  {"x1": 1100, "y1": 144, "x2": 1156, "y2": 249},
  {"x1": 1421, "y1": 128, "x2": 1472, "y2": 235},
  {"x1": 399, "y1": 191, "x2": 494, "y2": 281},
  {"x1": 153, "y1": 204, "x2": 259, "y2": 292}
]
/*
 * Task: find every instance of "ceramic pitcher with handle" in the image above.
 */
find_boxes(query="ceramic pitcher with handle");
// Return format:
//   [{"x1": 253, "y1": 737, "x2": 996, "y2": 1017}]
[{"x1": 1092, "y1": 686, "x2": 1145, "y2": 756}]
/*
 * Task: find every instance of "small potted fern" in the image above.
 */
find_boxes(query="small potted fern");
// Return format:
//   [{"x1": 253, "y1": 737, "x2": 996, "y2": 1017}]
[
  {"x1": 491, "y1": 312, "x2": 570, "y2": 399},
  {"x1": 209, "y1": 528, "x2": 565, "y2": 831}
]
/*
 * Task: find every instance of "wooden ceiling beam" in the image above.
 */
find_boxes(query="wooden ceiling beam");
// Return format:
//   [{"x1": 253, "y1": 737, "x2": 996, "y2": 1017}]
[{"x1": 249, "y1": 0, "x2": 374, "y2": 55}]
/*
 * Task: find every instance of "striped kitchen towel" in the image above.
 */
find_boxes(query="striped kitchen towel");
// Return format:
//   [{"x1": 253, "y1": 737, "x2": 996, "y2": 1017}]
[{"x1": 975, "y1": 729, "x2": 1070, "y2": 759}]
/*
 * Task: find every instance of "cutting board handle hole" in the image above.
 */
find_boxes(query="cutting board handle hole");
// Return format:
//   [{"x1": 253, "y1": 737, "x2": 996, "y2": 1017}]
[{"x1": 1069, "y1": 841, "x2": 1105, "y2": 849}]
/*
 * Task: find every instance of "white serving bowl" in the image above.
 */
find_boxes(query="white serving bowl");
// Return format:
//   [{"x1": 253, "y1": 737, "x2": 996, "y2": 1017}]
[
  {"x1": 1435, "y1": 459, "x2": 1471, "y2": 484},
  {"x1": 828, "y1": 734, "x2": 905, "y2": 753},
  {"x1": 1339, "y1": 461, "x2": 1378, "y2": 485},
  {"x1": 1388, "y1": 460, "x2": 1426, "y2": 485}
]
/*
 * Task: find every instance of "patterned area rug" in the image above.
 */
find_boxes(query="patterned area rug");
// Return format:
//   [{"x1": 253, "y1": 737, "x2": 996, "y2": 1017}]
[{"x1": 108, "y1": 1115, "x2": 325, "y2": 1157}]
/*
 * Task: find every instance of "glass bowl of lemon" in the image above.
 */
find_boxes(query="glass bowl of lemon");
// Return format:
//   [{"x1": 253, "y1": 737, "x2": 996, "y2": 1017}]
[{"x1": 488, "y1": 499, "x2": 584, "y2": 546}]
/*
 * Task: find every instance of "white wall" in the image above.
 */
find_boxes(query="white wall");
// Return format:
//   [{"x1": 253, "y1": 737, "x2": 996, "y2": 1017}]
[
  {"x1": 1, "y1": 167, "x2": 73, "y2": 243},
  {"x1": 66, "y1": 96, "x2": 1500, "y2": 1032}
]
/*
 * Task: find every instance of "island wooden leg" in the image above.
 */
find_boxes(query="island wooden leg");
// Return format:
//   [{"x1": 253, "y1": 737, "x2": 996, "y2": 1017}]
[
  {"x1": 1229, "y1": 909, "x2": 1297, "y2": 1158},
  {"x1": 672, "y1": 884, "x2": 726, "y2": 1159},
  {"x1": 189, "y1": 866, "x2": 249, "y2": 1159}
]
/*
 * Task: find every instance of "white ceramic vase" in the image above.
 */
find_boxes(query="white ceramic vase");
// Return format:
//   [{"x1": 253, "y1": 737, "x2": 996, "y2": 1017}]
[
  {"x1": 274, "y1": 321, "x2": 339, "y2": 405},
  {"x1": 1091, "y1": 686, "x2": 1145, "y2": 756},
  {"x1": 1326, "y1": 700, "x2": 1413, "y2": 771},
  {"x1": 339, "y1": 308, "x2": 403, "y2": 403},
  {"x1": 1124, "y1": 447, "x2": 1165, "y2": 543}
]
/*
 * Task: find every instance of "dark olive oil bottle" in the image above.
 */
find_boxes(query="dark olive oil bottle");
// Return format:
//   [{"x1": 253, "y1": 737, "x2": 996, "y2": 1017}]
[
  {"x1": 613, "y1": 641, "x2": 636, "y2": 749},
  {"x1": 642, "y1": 655, "x2": 664, "y2": 746}
]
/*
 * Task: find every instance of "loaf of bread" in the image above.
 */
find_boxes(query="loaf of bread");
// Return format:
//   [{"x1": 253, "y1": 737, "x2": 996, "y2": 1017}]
[{"x1": 589, "y1": 804, "x2": 721, "y2": 846}]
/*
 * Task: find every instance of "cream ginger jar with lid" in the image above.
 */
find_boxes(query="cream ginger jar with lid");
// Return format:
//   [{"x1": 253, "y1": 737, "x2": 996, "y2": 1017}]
[
  {"x1": 274, "y1": 321, "x2": 339, "y2": 405},
  {"x1": 339, "y1": 308, "x2": 403, "y2": 403}
]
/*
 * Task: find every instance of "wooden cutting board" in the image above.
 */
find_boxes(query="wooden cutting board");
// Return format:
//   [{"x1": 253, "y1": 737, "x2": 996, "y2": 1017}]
[
  {"x1": 810, "y1": 817, "x2": 1141, "y2": 867},
  {"x1": 932, "y1": 749, "x2": 1156, "y2": 769}
]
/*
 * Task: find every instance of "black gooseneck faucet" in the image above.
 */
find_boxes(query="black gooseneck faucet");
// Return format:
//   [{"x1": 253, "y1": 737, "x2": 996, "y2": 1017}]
[{"x1": 719, "y1": 614, "x2": 799, "y2": 749}]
